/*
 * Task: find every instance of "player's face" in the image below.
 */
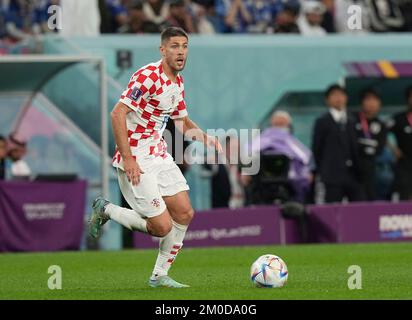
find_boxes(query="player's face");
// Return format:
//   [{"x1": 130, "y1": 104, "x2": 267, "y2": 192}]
[
  {"x1": 161, "y1": 36, "x2": 188, "y2": 72},
  {"x1": 326, "y1": 90, "x2": 347, "y2": 110}
]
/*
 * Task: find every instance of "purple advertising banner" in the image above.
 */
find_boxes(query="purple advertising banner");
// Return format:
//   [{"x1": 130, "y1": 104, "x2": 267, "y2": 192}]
[
  {"x1": 306, "y1": 204, "x2": 342, "y2": 243},
  {"x1": 338, "y1": 202, "x2": 412, "y2": 242},
  {"x1": 134, "y1": 206, "x2": 282, "y2": 249},
  {"x1": 134, "y1": 202, "x2": 412, "y2": 249},
  {"x1": 0, "y1": 180, "x2": 87, "y2": 252}
]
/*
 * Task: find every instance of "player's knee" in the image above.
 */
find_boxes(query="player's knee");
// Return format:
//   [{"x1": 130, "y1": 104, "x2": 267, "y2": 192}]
[
  {"x1": 150, "y1": 221, "x2": 172, "y2": 237},
  {"x1": 158, "y1": 222, "x2": 173, "y2": 237},
  {"x1": 180, "y1": 207, "x2": 194, "y2": 225}
]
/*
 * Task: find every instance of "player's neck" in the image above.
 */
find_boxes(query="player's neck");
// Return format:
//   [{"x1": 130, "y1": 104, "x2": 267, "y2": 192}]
[{"x1": 161, "y1": 60, "x2": 178, "y2": 83}]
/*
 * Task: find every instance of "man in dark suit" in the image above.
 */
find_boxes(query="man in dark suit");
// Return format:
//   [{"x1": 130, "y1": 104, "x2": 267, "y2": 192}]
[
  {"x1": 353, "y1": 89, "x2": 388, "y2": 200},
  {"x1": 388, "y1": 85, "x2": 412, "y2": 200},
  {"x1": 312, "y1": 84, "x2": 365, "y2": 203}
]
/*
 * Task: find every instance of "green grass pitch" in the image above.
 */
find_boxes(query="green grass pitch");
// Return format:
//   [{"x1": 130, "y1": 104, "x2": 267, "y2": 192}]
[{"x1": 1, "y1": 242, "x2": 411, "y2": 300}]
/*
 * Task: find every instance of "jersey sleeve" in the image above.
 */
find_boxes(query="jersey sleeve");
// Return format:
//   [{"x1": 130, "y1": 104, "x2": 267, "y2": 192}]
[
  {"x1": 119, "y1": 69, "x2": 157, "y2": 112},
  {"x1": 170, "y1": 79, "x2": 188, "y2": 120}
]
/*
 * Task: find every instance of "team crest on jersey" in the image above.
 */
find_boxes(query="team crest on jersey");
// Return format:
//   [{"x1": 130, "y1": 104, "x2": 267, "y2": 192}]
[
  {"x1": 151, "y1": 198, "x2": 161, "y2": 208},
  {"x1": 128, "y1": 86, "x2": 142, "y2": 101}
]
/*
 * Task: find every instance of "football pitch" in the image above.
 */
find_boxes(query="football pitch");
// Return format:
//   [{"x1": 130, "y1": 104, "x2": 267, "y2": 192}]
[{"x1": 0, "y1": 242, "x2": 411, "y2": 300}]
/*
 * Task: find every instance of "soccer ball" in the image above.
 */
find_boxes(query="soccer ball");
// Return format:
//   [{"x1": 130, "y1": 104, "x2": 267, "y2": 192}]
[{"x1": 250, "y1": 254, "x2": 288, "y2": 288}]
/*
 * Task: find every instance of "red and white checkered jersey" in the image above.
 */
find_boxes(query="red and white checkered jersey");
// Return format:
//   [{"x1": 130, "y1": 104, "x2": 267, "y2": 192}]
[{"x1": 112, "y1": 60, "x2": 188, "y2": 169}]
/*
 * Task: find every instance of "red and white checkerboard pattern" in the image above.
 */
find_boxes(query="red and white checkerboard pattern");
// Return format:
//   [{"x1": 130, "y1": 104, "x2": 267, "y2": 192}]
[{"x1": 112, "y1": 60, "x2": 188, "y2": 168}]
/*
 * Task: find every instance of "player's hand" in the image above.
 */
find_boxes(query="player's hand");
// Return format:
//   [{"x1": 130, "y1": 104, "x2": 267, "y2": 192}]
[
  {"x1": 123, "y1": 157, "x2": 144, "y2": 186},
  {"x1": 206, "y1": 135, "x2": 223, "y2": 153}
]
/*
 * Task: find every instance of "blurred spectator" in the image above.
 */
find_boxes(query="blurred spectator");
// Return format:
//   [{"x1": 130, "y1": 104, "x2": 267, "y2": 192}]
[
  {"x1": 215, "y1": 0, "x2": 252, "y2": 33},
  {"x1": 246, "y1": 110, "x2": 312, "y2": 203},
  {"x1": 60, "y1": 0, "x2": 101, "y2": 36},
  {"x1": 366, "y1": 0, "x2": 405, "y2": 32},
  {"x1": 165, "y1": 0, "x2": 196, "y2": 33},
  {"x1": 244, "y1": 0, "x2": 274, "y2": 33},
  {"x1": 387, "y1": 86, "x2": 412, "y2": 200},
  {"x1": 32, "y1": 0, "x2": 60, "y2": 35},
  {"x1": 267, "y1": 1, "x2": 300, "y2": 34},
  {"x1": 191, "y1": 0, "x2": 217, "y2": 33},
  {"x1": 7, "y1": 133, "x2": 31, "y2": 179},
  {"x1": 353, "y1": 88, "x2": 388, "y2": 200},
  {"x1": 143, "y1": 0, "x2": 170, "y2": 29},
  {"x1": 312, "y1": 84, "x2": 365, "y2": 203},
  {"x1": 127, "y1": 0, "x2": 161, "y2": 33},
  {"x1": 2, "y1": 0, "x2": 44, "y2": 42},
  {"x1": 399, "y1": 0, "x2": 412, "y2": 31},
  {"x1": 297, "y1": 0, "x2": 327, "y2": 36},
  {"x1": 100, "y1": 0, "x2": 129, "y2": 33},
  {"x1": 320, "y1": 0, "x2": 336, "y2": 33},
  {"x1": 0, "y1": 135, "x2": 7, "y2": 180},
  {"x1": 0, "y1": 3, "x2": 6, "y2": 39},
  {"x1": 204, "y1": 136, "x2": 245, "y2": 208}
]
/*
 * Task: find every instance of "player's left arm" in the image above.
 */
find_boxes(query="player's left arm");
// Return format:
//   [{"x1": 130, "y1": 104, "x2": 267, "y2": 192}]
[{"x1": 174, "y1": 116, "x2": 223, "y2": 153}]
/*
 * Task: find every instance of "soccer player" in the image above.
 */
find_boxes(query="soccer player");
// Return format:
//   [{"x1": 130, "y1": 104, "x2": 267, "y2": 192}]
[{"x1": 88, "y1": 27, "x2": 222, "y2": 288}]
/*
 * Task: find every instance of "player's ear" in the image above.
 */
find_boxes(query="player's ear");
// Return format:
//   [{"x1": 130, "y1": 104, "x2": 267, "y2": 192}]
[
  {"x1": 159, "y1": 45, "x2": 165, "y2": 58},
  {"x1": 159, "y1": 42, "x2": 166, "y2": 57}
]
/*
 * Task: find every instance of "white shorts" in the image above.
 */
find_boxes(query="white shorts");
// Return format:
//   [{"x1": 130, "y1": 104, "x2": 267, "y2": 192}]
[{"x1": 117, "y1": 153, "x2": 189, "y2": 218}]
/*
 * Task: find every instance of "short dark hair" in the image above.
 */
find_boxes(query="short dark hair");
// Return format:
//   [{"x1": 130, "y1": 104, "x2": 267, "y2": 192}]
[
  {"x1": 405, "y1": 85, "x2": 412, "y2": 101},
  {"x1": 360, "y1": 88, "x2": 380, "y2": 103},
  {"x1": 161, "y1": 27, "x2": 188, "y2": 44},
  {"x1": 325, "y1": 84, "x2": 346, "y2": 98}
]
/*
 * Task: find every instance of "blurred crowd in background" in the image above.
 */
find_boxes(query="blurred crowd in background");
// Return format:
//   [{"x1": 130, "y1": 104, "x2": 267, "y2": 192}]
[
  {"x1": 1, "y1": 0, "x2": 412, "y2": 43},
  {"x1": 203, "y1": 84, "x2": 412, "y2": 208}
]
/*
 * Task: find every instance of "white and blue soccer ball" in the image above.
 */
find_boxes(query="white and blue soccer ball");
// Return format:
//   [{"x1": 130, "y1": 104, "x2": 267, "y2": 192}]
[{"x1": 250, "y1": 254, "x2": 288, "y2": 288}]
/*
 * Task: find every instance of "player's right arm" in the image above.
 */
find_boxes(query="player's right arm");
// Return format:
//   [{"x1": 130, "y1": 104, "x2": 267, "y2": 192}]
[{"x1": 111, "y1": 102, "x2": 144, "y2": 186}]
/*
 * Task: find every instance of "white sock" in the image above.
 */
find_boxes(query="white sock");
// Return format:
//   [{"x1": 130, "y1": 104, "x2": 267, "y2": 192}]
[
  {"x1": 105, "y1": 203, "x2": 148, "y2": 233},
  {"x1": 151, "y1": 220, "x2": 188, "y2": 279}
]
